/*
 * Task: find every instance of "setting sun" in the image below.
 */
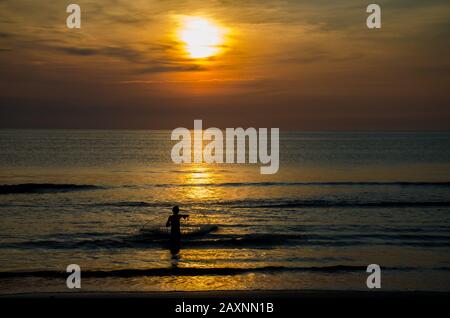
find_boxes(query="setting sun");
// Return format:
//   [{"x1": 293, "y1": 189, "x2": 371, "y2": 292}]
[{"x1": 178, "y1": 16, "x2": 225, "y2": 59}]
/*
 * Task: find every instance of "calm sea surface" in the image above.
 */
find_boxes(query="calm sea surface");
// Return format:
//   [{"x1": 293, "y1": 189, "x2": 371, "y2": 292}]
[{"x1": 0, "y1": 130, "x2": 449, "y2": 293}]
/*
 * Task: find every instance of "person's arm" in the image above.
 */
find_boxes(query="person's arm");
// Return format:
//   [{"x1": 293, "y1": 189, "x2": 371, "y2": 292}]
[
  {"x1": 166, "y1": 216, "x2": 172, "y2": 227},
  {"x1": 181, "y1": 214, "x2": 189, "y2": 219}
]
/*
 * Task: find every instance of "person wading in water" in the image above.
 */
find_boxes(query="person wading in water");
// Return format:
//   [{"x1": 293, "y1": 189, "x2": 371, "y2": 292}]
[{"x1": 166, "y1": 206, "x2": 189, "y2": 251}]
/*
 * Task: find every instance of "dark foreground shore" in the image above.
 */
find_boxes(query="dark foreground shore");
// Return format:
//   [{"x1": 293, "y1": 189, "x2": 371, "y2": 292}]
[{"x1": 2, "y1": 289, "x2": 449, "y2": 299}]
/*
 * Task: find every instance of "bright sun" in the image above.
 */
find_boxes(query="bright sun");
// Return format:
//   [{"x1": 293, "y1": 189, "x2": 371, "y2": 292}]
[{"x1": 179, "y1": 17, "x2": 225, "y2": 59}]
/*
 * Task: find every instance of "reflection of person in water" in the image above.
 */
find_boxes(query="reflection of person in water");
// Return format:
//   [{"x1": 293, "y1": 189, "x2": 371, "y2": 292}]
[{"x1": 166, "y1": 206, "x2": 189, "y2": 249}]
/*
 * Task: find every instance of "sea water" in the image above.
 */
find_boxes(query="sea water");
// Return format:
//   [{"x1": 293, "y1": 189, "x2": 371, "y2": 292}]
[{"x1": 0, "y1": 130, "x2": 449, "y2": 293}]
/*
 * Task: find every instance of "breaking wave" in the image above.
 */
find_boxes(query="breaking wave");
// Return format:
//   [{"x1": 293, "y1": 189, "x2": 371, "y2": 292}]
[
  {"x1": 0, "y1": 265, "x2": 429, "y2": 279},
  {"x1": 0, "y1": 183, "x2": 102, "y2": 194}
]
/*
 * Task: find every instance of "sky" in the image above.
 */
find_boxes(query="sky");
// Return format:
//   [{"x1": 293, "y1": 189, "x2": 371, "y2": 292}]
[{"x1": 0, "y1": 0, "x2": 449, "y2": 130}]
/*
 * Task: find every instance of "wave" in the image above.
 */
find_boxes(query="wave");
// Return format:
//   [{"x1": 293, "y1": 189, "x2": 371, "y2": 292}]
[
  {"x1": 3, "y1": 232, "x2": 450, "y2": 250},
  {"x1": 229, "y1": 199, "x2": 450, "y2": 208},
  {"x1": 96, "y1": 201, "x2": 162, "y2": 207},
  {"x1": 90, "y1": 198, "x2": 450, "y2": 209},
  {"x1": 0, "y1": 265, "x2": 429, "y2": 279},
  {"x1": 0, "y1": 183, "x2": 102, "y2": 194},
  {"x1": 1, "y1": 181, "x2": 448, "y2": 195},
  {"x1": 148, "y1": 181, "x2": 450, "y2": 188},
  {"x1": 290, "y1": 224, "x2": 450, "y2": 234},
  {"x1": 3, "y1": 199, "x2": 449, "y2": 209}
]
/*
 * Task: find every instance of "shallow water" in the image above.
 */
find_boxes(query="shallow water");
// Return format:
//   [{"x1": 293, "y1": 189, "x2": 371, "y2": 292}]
[{"x1": 0, "y1": 130, "x2": 449, "y2": 293}]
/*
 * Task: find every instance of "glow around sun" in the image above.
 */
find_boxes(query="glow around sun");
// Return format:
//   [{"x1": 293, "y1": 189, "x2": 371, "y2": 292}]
[{"x1": 178, "y1": 17, "x2": 225, "y2": 59}]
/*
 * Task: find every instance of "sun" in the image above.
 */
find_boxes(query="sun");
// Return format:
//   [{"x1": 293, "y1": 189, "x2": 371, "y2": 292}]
[{"x1": 178, "y1": 17, "x2": 225, "y2": 59}]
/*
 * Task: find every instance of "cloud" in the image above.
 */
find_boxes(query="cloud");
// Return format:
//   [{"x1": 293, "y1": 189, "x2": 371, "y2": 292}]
[
  {"x1": 50, "y1": 43, "x2": 205, "y2": 73},
  {"x1": 57, "y1": 47, "x2": 99, "y2": 56},
  {"x1": 57, "y1": 45, "x2": 142, "y2": 61},
  {"x1": 137, "y1": 64, "x2": 206, "y2": 73},
  {"x1": 119, "y1": 77, "x2": 258, "y2": 84},
  {"x1": 0, "y1": 32, "x2": 13, "y2": 38}
]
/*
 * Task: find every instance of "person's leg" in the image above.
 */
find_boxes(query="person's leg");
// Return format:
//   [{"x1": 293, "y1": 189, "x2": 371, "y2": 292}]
[{"x1": 170, "y1": 233, "x2": 181, "y2": 254}]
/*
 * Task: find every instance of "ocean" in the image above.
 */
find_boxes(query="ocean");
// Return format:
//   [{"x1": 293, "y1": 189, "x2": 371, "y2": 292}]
[{"x1": 0, "y1": 130, "x2": 449, "y2": 293}]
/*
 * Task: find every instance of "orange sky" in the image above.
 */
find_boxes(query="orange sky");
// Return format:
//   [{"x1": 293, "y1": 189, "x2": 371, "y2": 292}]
[{"x1": 0, "y1": 0, "x2": 449, "y2": 130}]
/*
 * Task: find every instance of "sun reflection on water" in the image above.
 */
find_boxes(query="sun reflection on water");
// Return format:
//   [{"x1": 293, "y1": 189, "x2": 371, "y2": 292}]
[{"x1": 181, "y1": 165, "x2": 220, "y2": 202}]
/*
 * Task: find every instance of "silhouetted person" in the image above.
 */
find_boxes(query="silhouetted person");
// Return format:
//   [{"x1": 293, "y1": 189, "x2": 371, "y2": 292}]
[{"x1": 166, "y1": 206, "x2": 189, "y2": 249}]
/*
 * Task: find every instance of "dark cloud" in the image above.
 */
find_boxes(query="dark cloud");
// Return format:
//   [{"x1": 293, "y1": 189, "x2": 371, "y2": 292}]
[
  {"x1": 0, "y1": 31, "x2": 12, "y2": 38},
  {"x1": 57, "y1": 45, "x2": 142, "y2": 61},
  {"x1": 53, "y1": 44, "x2": 201, "y2": 73},
  {"x1": 138, "y1": 64, "x2": 206, "y2": 73},
  {"x1": 58, "y1": 47, "x2": 98, "y2": 56},
  {"x1": 383, "y1": 0, "x2": 449, "y2": 9}
]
